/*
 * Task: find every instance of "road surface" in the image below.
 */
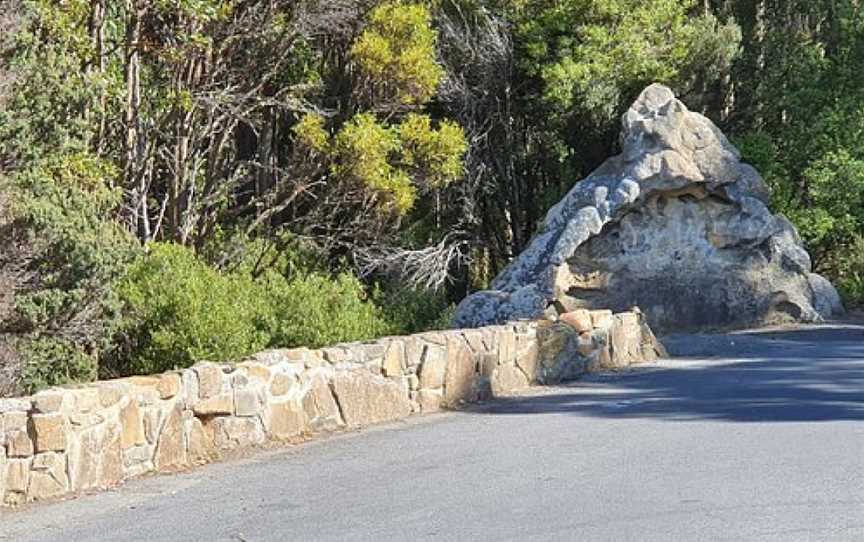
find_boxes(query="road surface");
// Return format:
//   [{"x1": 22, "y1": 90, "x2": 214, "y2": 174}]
[{"x1": 2, "y1": 323, "x2": 863, "y2": 541}]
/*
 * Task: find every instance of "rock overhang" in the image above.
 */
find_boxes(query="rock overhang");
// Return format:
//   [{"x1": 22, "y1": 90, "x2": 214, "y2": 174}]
[{"x1": 454, "y1": 84, "x2": 844, "y2": 332}]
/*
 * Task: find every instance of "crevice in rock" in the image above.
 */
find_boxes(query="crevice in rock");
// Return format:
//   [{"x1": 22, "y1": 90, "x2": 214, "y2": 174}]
[{"x1": 327, "y1": 378, "x2": 348, "y2": 427}]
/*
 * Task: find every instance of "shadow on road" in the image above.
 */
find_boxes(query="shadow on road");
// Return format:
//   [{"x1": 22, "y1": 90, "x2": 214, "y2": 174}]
[{"x1": 473, "y1": 323, "x2": 864, "y2": 423}]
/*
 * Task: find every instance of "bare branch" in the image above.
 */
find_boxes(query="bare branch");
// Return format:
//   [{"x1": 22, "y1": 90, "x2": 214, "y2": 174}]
[{"x1": 355, "y1": 234, "x2": 471, "y2": 290}]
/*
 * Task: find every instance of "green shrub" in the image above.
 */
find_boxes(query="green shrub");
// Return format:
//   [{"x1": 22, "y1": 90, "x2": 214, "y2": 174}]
[
  {"x1": 17, "y1": 336, "x2": 98, "y2": 394},
  {"x1": 2, "y1": 154, "x2": 137, "y2": 394},
  {"x1": 11, "y1": 154, "x2": 134, "y2": 331},
  {"x1": 378, "y1": 286, "x2": 455, "y2": 335},
  {"x1": 265, "y1": 271, "x2": 392, "y2": 349},
  {"x1": 114, "y1": 243, "x2": 272, "y2": 375},
  {"x1": 114, "y1": 242, "x2": 397, "y2": 375},
  {"x1": 839, "y1": 275, "x2": 864, "y2": 309},
  {"x1": 832, "y1": 235, "x2": 864, "y2": 309}
]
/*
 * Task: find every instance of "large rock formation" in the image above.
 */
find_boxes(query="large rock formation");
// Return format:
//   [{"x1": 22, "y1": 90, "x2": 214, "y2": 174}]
[{"x1": 454, "y1": 84, "x2": 844, "y2": 333}]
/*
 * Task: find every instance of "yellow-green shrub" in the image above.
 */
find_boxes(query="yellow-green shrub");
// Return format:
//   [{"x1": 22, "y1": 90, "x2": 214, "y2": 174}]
[
  {"x1": 332, "y1": 113, "x2": 417, "y2": 214},
  {"x1": 351, "y1": 1, "x2": 444, "y2": 105}
]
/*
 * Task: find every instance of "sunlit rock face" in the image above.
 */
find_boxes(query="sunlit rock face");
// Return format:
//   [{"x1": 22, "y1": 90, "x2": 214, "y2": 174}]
[{"x1": 454, "y1": 84, "x2": 844, "y2": 333}]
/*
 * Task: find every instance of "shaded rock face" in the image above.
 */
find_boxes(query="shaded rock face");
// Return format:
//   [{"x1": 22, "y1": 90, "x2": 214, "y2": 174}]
[{"x1": 454, "y1": 84, "x2": 844, "y2": 333}]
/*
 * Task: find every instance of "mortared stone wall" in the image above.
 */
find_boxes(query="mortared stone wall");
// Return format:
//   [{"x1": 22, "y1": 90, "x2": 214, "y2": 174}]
[{"x1": 0, "y1": 310, "x2": 664, "y2": 506}]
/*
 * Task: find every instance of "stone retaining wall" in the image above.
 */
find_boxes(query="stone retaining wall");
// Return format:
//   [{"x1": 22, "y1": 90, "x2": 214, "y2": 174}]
[{"x1": 0, "y1": 309, "x2": 665, "y2": 506}]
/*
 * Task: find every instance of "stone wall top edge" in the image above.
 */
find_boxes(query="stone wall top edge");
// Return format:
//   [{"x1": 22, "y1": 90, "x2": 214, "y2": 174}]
[{"x1": 1, "y1": 314, "x2": 636, "y2": 403}]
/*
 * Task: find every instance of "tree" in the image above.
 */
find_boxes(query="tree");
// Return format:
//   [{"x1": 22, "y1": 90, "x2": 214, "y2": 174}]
[
  {"x1": 0, "y1": 0, "x2": 471, "y2": 393},
  {"x1": 730, "y1": 0, "x2": 864, "y2": 293}
]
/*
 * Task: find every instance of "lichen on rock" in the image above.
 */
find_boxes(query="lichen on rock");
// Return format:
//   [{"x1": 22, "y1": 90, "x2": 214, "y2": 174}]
[{"x1": 454, "y1": 84, "x2": 844, "y2": 332}]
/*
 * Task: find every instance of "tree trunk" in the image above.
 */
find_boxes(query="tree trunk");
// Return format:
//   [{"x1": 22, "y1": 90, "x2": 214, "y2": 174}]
[
  {"x1": 123, "y1": 0, "x2": 147, "y2": 241},
  {"x1": 88, "y1": 0, "x2": 107, "y2": 155},
  {"x1": 753, "y1": 0, "x2": 767, "y2": 129}
]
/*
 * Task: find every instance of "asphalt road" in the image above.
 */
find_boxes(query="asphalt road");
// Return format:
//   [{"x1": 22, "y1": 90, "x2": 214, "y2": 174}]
[{"x1": 2, "y1": 323, "x2": 863, "y2": 541}]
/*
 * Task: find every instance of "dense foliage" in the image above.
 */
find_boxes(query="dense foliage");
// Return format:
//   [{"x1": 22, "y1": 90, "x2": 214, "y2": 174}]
[
  {"x1": 727, "y1": 1, "x2": 864, "y2": 303},
  {"x1": 0, "y1": 0, "x2": 862, "y2": 394},
  {"x1": 112, "y1": 242, "x2": 398, "y2": 376}
]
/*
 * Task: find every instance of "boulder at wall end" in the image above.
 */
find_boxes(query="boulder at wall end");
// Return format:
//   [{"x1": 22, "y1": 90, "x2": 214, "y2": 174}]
[{"x1": 453, "y1": 84, "x2": 844, "y2": 333}]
